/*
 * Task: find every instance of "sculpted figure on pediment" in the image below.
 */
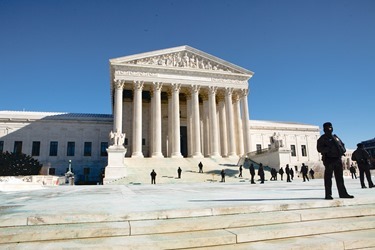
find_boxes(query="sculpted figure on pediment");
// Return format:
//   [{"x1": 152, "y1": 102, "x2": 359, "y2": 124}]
[{"x1": 128, "y1": 51, "x2": 236, "y2": 73}]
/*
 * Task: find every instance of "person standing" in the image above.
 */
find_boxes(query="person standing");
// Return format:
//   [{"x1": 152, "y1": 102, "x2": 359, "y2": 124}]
[
  {"x1": 177, "y1": 167, "x2": 182, "y2": 179},
  {"x1": 352, "y1": 143, "x2": 374, "y2": 188},
  {"x1": 150, "y1": 169, "x2": 157, "y2": 184},
  {"x1": 220, "y1": 169, "x2": 226, "y2": 182},
  {"x1": 198, "y1": 161, "x2": 203, "y2": 173},
  {"x1": 349, "y1": 163, "x2": 357, "y2": 179},
  {"x1": 309, "y1": 168, "x2": 315, "y2": 179},
  {"x1": 290, "y1": 167, "x2": 294, "y2": 180},
  {"x1": 278, "y1": 167, "x2": 284, "y2": 181},
  {"x1": 258, "y1": 163, "x2": 265, "y2": 184},
  {"x1": 317, "y1": 122, "x2": 354, "y2": 200},
  {"x1": 249, "y1": 163, "x2": 255, "y2": 184},
  {"x1": 238, "y1": 165, "x2": 243, "y2": 177},
  {"x1": 285, "y1": 164, "x2": 291, "y2": 182}
]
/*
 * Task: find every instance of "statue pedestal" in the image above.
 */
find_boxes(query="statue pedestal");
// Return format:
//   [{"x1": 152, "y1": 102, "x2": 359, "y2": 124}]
[{"x1": 103, "y1": 145, "x2": 127, "y2": 184}]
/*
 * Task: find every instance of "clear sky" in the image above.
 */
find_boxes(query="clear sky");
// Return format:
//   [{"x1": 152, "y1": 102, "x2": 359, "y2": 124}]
[{"x1": 0, "y1": 0, "x2": 374, "y2": 149}]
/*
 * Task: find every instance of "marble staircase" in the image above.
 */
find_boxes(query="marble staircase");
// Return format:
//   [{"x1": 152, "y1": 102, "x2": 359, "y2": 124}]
[{"x1": 1, "y1": 197, "x2": 375, "y2": 249}]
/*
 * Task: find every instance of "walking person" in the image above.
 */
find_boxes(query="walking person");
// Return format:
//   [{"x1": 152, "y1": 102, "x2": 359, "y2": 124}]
[
  {"x1": 238, "y1": 165, "x2": 243, "y2": 177},
  {"x1": 258, "y1": 163, "x2": 265, "y2": 184},
  {"x1": 150, "y1": 169, "x2": 157, "y2": 184},
  {"x1": 285, "y1": 164, "x2": 291, "y2": 182},
  {"x1": 249, "y1": 163, "x2": 256, "y2": 184},
  {"x1": 301, "y1": 163, "x2": 309, "y2": 182},
  {"x1": 177, "y1": 167, "x2": 182, "y2": 179},
  {"x1": 317, "y1": 122, "x2": 354, "y2": 200},
  {"x1": 352, "y1": 143, "x2": 374, "y2": 188}
]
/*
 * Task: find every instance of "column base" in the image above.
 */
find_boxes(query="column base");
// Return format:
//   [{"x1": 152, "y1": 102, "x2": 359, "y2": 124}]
[
  {"x1": 191, "y1": 152, "x2": 204, "y2": 158},
  {"x1": 151, "y1": 152, "x2": 164, "y2": 158},
  {"x1": 171, "y1": 152, "x2": 183, "y2": 158},
  {"x1": 131, "y1": 152, "x2": 144, "y2": 158},
  {"x1": 210, "y1": 152, "x2": 222, "y2": 159},
  {"x1": 227, "y1": 152, "x2": 238, "y2": 158}
]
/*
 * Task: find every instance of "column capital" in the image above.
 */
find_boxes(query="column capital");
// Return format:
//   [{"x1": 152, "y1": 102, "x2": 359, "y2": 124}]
[
  {"x1": 225, "y1": 87, "x2": 234, "y2": 96},
  {"x1": 171, "y1": 83, "x2": 181, "y2": 92},
  {"x1": 133, "y1": 81, "x2": 144, "y2": 91},
  {"x1": 114, "y1": 80, "x2": 125, "y2": 90},
  {"x1": 240, "y1": 88, "x2": 248, "y2": 98},
  {"x1": 152, "y1": 82, "x2": 163, "y2": 91},
  {"x1": 191, "y1": 84, "x2": 200, "y2": 93},
  {"x1": 208, "y1": 86, "x2": 218, "y2": 95}
]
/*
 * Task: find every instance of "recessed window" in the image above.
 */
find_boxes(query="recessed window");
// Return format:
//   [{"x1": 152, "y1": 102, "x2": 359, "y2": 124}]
[
  {"x1": 49, "y1": 141, "x2": 58, "y2": 156},
  {"x1": 291, "y1": 145, "x2": 296, "y2": 157},
  {"x1": 101, "y1": 142, "x2": 108, "y2": 156},
  {"x1": 84, "y1": 142, "x2": 92, "y2": 156},
  {"x1": 67, "y1": 142, "x2": 75, "y2": 156},
  {"x1": 32, "y1": 141, "x2": 41, "y2": 156},
  {"x1": 13, "y1": 141, "x2": 22, "y2": 154},
  {"x1": 301, "y1": 145, "x2": 307, "y2": 157},
  {"x1": 256, "y1": 144, "x2": 262, "y2": 154},
  {"x1": 48, "y1": 168, "x2": 56, "y2": 175}
]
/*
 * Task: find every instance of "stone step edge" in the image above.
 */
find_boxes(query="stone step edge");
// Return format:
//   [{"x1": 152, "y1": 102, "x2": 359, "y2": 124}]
[
  {"x1": 2, "y1": 198, "x2": 374, "y2": 227},
  {"x1": 1, "y1": 207, "x2": 375, "y2": 244},
  {"x1": 1, "y1": 217, "x2": 374, "y2": 249}
]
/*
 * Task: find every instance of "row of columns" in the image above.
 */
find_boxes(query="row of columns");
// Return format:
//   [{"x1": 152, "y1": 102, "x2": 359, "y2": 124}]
[{"x1": 112, "y1": 80, "x2": 251, "y2": 158}]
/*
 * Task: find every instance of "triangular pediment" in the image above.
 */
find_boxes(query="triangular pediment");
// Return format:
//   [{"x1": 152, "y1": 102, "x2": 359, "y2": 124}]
[{"x1": 110, "y1": 45, "x2": 253, "y2": 76}]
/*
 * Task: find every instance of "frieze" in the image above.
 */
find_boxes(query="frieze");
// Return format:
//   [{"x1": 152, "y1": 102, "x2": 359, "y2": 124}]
[
  {"x1": 125, "y1": 51, "x2": 240, "y2": 73},
  {"x1": 115, "y1": 70, "x2": 157, "y2": 77}
]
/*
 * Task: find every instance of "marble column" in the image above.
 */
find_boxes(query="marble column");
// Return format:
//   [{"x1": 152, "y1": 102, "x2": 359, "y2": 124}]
[
  {"x1": 132, "y1": 81, "x2": 144, "y2": 158},
  {"x1": 191, "y1": 85, "x2": 203, "y2": 158},
  {"x1": 217, "y1": 92, "x2": 228, "y2": 157},
  {"x1": 151, "y1": 82, "x2": 163, "y2": 158},
  {"x1": 234, "y1": 93, "x2": 244, "y2": 156},
  {"x1": 225, "y1": 87, "x2": 237, "y2": 157},
  {"x1": 167, "y1": 90, "x2": 172, "y2": 157},
  {"x1": 171, "y1": 84, "x2": 182, "y2": 158},
  {"x1": 201, "y1": 92, "x2": 210, "y2": 157},
  {"x1": 208, "y1": 86, "x2": 220, "y2": 158},
  {"x1": 186, "y1": 91, "x2": 192, "y2": 157},
  {"x1": 113, "y1": 80, "x2": 124, "y2": 134},
  {"x1": 241, "y1": 89, "x2": 251, "y2": 154}
]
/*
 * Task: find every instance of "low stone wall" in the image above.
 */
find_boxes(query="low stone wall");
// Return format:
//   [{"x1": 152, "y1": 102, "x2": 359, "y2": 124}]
[{"x1": 0, "y1": 175, "x2": 65, "y2": 186}]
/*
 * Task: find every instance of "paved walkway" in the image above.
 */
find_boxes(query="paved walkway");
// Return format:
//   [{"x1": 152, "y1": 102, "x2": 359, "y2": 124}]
[{"x1": 1, "y1": 177, "x2": 374, "y2": 226}]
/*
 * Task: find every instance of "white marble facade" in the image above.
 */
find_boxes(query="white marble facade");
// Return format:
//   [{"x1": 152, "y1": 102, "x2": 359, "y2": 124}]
[{"x1": 110, "y1": 45, "x2": 253, "y2": 158}]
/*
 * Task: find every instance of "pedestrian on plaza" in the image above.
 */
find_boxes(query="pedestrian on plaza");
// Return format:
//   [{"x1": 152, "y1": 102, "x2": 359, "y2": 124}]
[
  {"x1": 301, "y1": 163, "x2": 309, "y2": 182},
  {"x1": 221, "y1": 169, "x2": 226, "y2": 182},
  {"x1": 351, "y1": 143, "x2": 374, "y2": 188},
  {"x1": 317, "y1": 122, "x2": 354, "y2": 200},
  {"x1": 177, "y1": 167, "x2": 182, "y2": 178},
  {"x1": 258, "y1": 163, "x2": 265, "y2": 184},
  {"x1": 309, "y1": 168, "x2": 315, "y2": 179},
  {"x1": 285, "y1": 164, "x2": 291, "y2": 182},
  {"x1": 249, "y1": 163, "x2": 256, "y2": 184},
  {"x1": 270, "y1": 168, "x2": 277, "y2": 181},
  {"x1": 279, "y1": 167, "x2": 284, "y2": 181},
  {"x1": 349, "y1": 163, "x2": 357, "y2": 179},
  {"x1": 198, "y1": 161, "x2": 203, "y2": 173},
  {"x1": 238, "y1": 165, "x2": 243, "y2": 177},
  {"x1": 150, "y1": 169, "x2": 157, "y2": 184},
  {"x1": 290, "y1": 167, "x2": 294, "y2": 180}
]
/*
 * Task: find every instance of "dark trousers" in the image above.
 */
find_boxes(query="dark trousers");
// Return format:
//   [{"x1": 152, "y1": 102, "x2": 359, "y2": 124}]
[
  {"x1": 250, "y1": 174, "x2": 255, "y2": 183},
  {"x1": 151, "y1": 178, "x2": 156, "y2": 184},
  {"x1": 359, "y1": 166, "x2": 374, "y2": 187},
  {"x1": 324, "y1": 158, "x2": 349, "y2": 197}
]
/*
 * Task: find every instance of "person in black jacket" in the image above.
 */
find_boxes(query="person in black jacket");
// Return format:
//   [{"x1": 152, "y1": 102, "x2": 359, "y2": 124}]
[
  {"x1": 352, "y1": 143, "x2": 374, "y2": 188},
  {"x1": 249, "y1": 163, "x2": 256, "y2": 184},
  {"x1": 317, "y1": 122, "x2": 354, "y2": 200},
  {"x1": 258, "y1": 163, "x2": 265, "y2": 184}
]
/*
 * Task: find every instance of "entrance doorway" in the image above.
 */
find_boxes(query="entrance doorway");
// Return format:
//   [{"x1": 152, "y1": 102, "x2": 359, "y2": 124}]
[{"x1": 180, "y1": 126, "x2": 188, "y2": 157}]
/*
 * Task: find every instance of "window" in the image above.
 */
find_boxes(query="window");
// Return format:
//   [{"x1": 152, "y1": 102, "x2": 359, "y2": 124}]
[
  {"x1": 142, "y1": 138, "x2": 146, "y2": 146},
  {"x1": 84, "y1": 168, "x2": 90, "y2": 175},
  {"x1": 0, "y1": 141, "x2": 3, "y2": 153},
  {"x1": 291, "y1": 145, "x2": 296, "y2": 157},
  {"x1": 84, "y1": 142, "x2": 92, "y2": 156},
  {"x1": 301, "y1": 145, "x2": 307, "y2": 157},
  {"x1": 13, "y1": 141, "x2": 22, "y2": 154},
  {"x1": 32, "y1": 141, "x2": 41, "y2": 156},
  {"x1": 48, "y1": 168, "x2": 56, "y2": 175},
  {"x1": 67, "y1": 142, "x2": 75, "y2": 156},
  {"x1": 100, "y1": 142, "x2": 108, "y2": 156},
  {"x1": 49, "y1": 141, "x2": 58, "y2": 156},
  {"x1": 256, "y1": 144, "x2": 262, "y2": 154},
  {"x1": 268, "y1": 144, "x2": 271, "y2": 150}
]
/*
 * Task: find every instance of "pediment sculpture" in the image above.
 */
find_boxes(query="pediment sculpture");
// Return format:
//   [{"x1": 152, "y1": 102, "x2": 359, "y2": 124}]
[{"x1": 126, "y1": 51, "x2": 239, "y2": 73}]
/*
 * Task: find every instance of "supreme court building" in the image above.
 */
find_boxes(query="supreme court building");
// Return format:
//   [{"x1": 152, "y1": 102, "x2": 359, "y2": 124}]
[
  {"x1": 0, "y1": 46, "x2": 322, "y2": 183},
  {"x1": 110, "y1": 45, "x2": 253, "y2": 159}
]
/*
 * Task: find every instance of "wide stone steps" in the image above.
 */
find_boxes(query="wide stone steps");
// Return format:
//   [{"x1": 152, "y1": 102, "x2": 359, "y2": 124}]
[{"x1": 1, "y1": 203, "x2": 375, "y2": 249}]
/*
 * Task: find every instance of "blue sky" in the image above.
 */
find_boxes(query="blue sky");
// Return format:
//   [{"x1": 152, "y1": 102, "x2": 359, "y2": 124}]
[{"x1": 0, "y1": 0, "x2": 374, "y2": 149}]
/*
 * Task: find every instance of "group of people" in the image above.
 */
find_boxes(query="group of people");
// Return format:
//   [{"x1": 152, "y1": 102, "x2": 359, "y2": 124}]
[{"x1": 148, "y1": 122, "x2": 373, "y2": 201}]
